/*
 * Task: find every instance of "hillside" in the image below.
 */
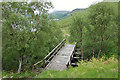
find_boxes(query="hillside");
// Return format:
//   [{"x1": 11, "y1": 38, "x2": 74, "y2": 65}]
[
  {"x1": 1, "y1": 1, "x2": 118, "y2": 79},
  {"x1": 49, "y1": 11, "x2": 70, "y2": 19},
  {"x1": 49, "y1": 8, "x2": 87, "y2": 20},
  {"x1": 70, "y1": 8, "x2": 86, "y2": 13}
]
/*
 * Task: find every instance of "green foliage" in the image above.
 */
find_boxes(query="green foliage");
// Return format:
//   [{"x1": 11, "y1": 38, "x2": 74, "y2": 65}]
[
  {"x1": 2, "y1": 1, "x2": 63, "y2": 72},
  {"x1": 2, "y1": 1, "x2": 118, "y2": 78},
  {"x1": 37, "y1": 55, "x2": 118, "y2": 78},
  {"x1": 69, "y1": 2, "x2": 118, "y2": 59}
]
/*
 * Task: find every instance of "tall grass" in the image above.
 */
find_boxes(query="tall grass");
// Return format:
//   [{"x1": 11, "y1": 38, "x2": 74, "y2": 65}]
[
  {"x1": 2, "y1": 55, "x2": 118, "y2": 78},
  {"x1": 37, "y1": 55, "x2": 118, "y2": 78}
]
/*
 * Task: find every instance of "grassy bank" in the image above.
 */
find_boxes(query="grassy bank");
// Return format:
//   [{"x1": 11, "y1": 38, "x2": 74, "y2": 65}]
[
  {"x1": 2, "y1": 55, "x2": 118, "y2": 78},
  {"x1": 37, "y1": 56, "x2": 118, "y2": 78}
]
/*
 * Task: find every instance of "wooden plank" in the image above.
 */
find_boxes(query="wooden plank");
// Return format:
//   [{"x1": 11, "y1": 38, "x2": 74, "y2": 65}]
[
  {"x1": 33, "y1": 39, "x2": 66, "y2": 68},
  {"x1": 45, "y1": 43, "x2": 76, "y2": 71}
]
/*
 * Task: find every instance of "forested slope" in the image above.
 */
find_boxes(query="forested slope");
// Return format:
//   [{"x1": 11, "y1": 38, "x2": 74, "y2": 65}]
[
  {"x1": 2, "y1": 1, "x2": 64, "y2": 73},
  {"x1": 59, "y1": 2, "x2": 118, "y2": 60}
]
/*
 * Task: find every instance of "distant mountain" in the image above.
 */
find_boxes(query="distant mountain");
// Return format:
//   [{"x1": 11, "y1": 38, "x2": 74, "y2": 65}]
[
  {"x1": 49, "y1": 8, "x2": 87, "y2": 20},
  {"x1": 49, "y1": 10, "x2": 70, "y2": 19},
  {"x1": 50, "y1": 9, "x2": 59, "y2": 13},
  {"x1": 70, "y1": 8, "x2": 86, "y2": 13}
]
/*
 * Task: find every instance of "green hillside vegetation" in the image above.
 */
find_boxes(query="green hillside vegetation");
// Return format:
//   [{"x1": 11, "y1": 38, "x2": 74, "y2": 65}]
[
  {"x1": 2, "y1": 1, "x2": 64, "y2": 75},
  {"x1": 1, "y1": 1, "x2": 119, "y2": 78},
  {"x1": 58, "y1": 2, "x2": 118, "y2": 59},
  {"x1": 51, "y1": 2, "x2": 118, "y2": 78},
  {"x1": 69, "y1": 2, "x2": 118, "y2": 60}
]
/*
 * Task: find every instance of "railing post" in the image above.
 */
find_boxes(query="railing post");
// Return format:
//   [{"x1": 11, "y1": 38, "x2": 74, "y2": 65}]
[{"x1": 42, "y1": 60, "x2": 45, "y2": 68}]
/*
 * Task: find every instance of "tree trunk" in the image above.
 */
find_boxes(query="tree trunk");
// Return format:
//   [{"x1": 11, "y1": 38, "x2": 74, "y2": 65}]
[
  {"x1": 81, "y1": 47, "x2": 84, "y2": 60},
  {"x1": 18, "y1": 56, "x2": 23, "y2": 73},
  {"x1": 97, "y1": 24, "x2": 103, "y2": 59},
  {"x1": 97, "y1": 48, "x2": 101, "y2": 59},
  {"x1": 38, "y1": 15, "x2": 40, "y2": 25},
  {"x1": 38, "y1": 10, "x2": 42, "y2": 26},
  {"x1": 92, "y1": 48, "x2": 95, "y2": 58},
  {"x1": 97, "y1": 36, "x2": 103, "y2": 59},
  {"x1": 80, "y1": 28, "x2": 83, "y2": 60}
]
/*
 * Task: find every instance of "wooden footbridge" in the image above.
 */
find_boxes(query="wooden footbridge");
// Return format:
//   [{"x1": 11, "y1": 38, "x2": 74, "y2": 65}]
[{"x1": 32, "y1": 39, "x2": 79, "y2": 72}]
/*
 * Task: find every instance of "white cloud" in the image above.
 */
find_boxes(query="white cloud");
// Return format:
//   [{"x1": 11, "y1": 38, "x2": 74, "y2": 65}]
[{"x1": 49, "y1": 0, "x2": 103, "y2": 12}]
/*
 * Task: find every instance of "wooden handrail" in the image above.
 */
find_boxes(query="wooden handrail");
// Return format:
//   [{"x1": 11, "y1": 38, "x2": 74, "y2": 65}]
[
  {"x1": 32, "y1": 39, "x2": 66, "y2": 71},
  {"x1": 44, "y1": 39, "x2": 66, "y2": 60},
  {"x1": 33, "y1": 60, "x2": 43, "y2": 66}
]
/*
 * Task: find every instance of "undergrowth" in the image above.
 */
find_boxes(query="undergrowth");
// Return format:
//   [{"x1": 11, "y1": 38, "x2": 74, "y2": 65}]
[
  {"x1": 2, "y1": 55, "x2": 118, "y2": 78},
  {"x1": 36, "y1": 55, "x2": 118, "y2": 78}
]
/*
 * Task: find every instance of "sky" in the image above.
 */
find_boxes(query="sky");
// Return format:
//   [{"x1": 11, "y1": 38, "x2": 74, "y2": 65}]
[{"x1": 48, "y1": 0, "x2": 104, "y2": 13}]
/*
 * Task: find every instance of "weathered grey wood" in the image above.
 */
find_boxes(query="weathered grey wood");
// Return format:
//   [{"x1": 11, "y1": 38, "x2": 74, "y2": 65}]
[
  {"x1": 33, "y1": 39, "x2": 77, "y2": 72},
  {"x1": 73, "y1": 57, "x2": 79, "y2": 59},
  {"x1": 71, "y1": 63, "x2": 78, "y2": 66},
  {"x1": 33, "y1": 60, "x2": 43, "y2": 66},
  {"x1": 75, "y1": 52, "x2": 79, "y2": 55},
  {"x1": 33, "y1": 39, "x2": 66, "y2": 71},
  {"x1": 45, "y1": 43, "x2": 76, "y2": 71},
  {"x1": 71, "y1": 63, "x2": 76, "y2": 65}
]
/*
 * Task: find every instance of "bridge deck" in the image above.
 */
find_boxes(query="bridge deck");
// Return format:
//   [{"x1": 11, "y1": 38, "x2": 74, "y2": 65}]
[{"x1": 45, "y1": 43, "x2": 75, "y2": 71}]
